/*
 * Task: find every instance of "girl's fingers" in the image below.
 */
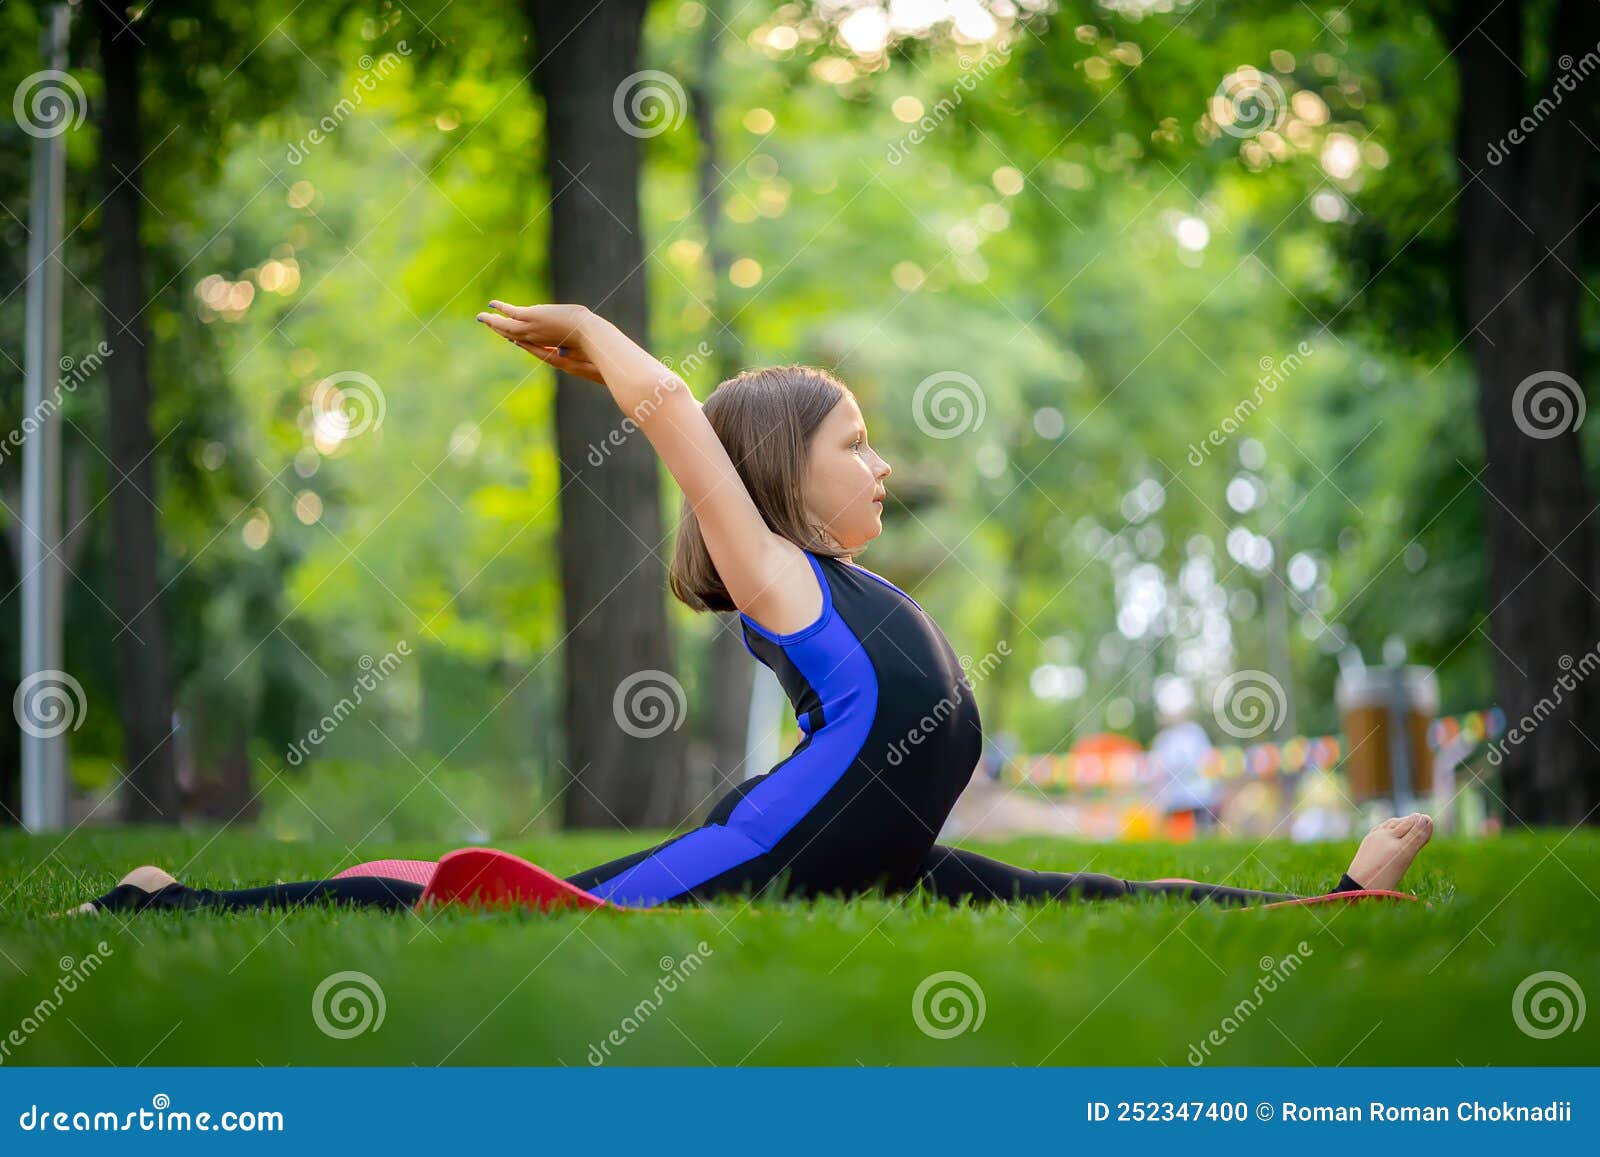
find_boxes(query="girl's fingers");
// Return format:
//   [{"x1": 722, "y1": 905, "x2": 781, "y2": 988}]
[
  {"x1": 487, "y1": 299, "x2": 534, "y2": 321},
  {"x1": 515, "y1": 341, "x2": 603, "y2": 382},
  {"x1": 479, "y1": 311, "x2": 578, "y2": 352}
]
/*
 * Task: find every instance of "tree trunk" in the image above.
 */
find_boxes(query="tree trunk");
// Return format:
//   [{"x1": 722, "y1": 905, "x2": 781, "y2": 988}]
[
  {"x1": 96, "y1": 0, "x2": 179, "y2": 823},
  {"x1": 690, "y1": 0, "x2": 755, "y2": 822},
  {"x1": 524, "y1": 0, "x2": 685, "y2": 828},
  {"x1": 1453, "y1": 0, "x2": 1600, "y2": 825}
]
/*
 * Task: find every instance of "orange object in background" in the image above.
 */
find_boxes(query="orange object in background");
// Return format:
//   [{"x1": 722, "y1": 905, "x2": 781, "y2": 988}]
[
  {"x1": 1070, "y1": 732, "x2": 1142, "y2": 758},
  {"x1": 1165, "y1": 809, "x2": 1197, "y2": 842}
]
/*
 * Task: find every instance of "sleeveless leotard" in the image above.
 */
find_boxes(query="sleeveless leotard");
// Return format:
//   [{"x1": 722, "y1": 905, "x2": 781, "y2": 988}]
[{"x1": 567, "y1": 549, "x2": 983, "y2": 906}]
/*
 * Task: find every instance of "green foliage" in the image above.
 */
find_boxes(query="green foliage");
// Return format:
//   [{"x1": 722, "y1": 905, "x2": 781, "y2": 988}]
[{"x1": 4, "y1": 0, "x2": 1564, "y2": 813}]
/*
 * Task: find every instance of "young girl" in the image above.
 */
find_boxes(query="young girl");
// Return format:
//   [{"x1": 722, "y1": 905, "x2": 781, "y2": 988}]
[{"x1": 71, "y1": 302, "x2": 1434, "y2": 917}]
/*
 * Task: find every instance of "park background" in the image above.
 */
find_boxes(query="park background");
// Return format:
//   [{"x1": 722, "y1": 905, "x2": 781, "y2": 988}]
[{"x1": 0, "y1": 0, "x2": 1596, "y2": 1066}]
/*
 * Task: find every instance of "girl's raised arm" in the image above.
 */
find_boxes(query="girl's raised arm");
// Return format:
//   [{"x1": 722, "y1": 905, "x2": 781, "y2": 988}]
[{"x1": 476, "y1": 302, "x2": 821, "y2": 631}]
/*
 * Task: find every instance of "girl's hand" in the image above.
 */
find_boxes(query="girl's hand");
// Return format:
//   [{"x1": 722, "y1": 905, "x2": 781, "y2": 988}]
[{"x1": 477, "y1": 301, "x2": 606, "y2": 385}]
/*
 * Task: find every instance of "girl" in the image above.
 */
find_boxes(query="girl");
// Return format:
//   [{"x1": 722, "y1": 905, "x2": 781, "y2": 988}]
[{"x1": 71, "y1": 302, "x2": 1434, "y2": 917}]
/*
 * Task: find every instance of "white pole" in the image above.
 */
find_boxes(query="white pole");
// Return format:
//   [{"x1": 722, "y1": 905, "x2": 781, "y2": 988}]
[{"x1": 21, "y1": 4, "x2": 72, "y2": 832}]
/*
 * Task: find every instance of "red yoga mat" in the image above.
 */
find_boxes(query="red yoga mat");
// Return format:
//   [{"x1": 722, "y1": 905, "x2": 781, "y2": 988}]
[
  {"x1": 415, "y1": 847, "x2": 612, "y2": 914},
  {"x1": 1151, "y1": 877, "x2": 1422, "y2": 909},
  {"x1": 332, "y1": 858, "x2": 439, "y2": 887},
  {"x1": 334, "y1": 851, "x2": 613, "y2": 912}
]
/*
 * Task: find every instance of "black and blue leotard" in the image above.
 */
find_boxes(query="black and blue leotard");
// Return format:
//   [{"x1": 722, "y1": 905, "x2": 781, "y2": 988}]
[{"x1": 567, "y1": 548, "x2": 984, "y2": 907}]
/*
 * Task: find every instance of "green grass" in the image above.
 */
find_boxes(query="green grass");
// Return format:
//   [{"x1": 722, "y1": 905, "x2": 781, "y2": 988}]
[{"x1": 1, "y1": 828, "x2": 1596, "y2": 1066}]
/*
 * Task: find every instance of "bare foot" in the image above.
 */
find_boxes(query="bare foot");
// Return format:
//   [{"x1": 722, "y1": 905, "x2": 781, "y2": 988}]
[
  {"x1": 1344, "y1": 812, "x2": 1434, "y2": 891},
  {"x1": 54, "y1": 864, "x2": 179, "y2": 918}
]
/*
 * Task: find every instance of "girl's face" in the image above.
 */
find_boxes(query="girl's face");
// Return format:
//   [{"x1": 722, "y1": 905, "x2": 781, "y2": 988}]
[{"x1": 803, "y1": 394, "x2": 892, "y2": 552}]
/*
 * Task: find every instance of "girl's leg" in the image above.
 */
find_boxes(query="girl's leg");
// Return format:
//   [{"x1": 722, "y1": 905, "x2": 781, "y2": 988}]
[
  {"x1": 563, "y1": 834, "x2": 688, "y2": 895},
  {"x1": 88, "y1": 875, "x2": 424, "y2": 914},
  {"x1": 913, "y1": 845, "x2": 1362, "y2": 908}
]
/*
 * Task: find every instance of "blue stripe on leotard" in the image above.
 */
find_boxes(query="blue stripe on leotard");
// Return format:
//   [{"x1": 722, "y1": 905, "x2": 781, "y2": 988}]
[{"x1": 585, "y1": 551, "x2": 879, "y2": 907}]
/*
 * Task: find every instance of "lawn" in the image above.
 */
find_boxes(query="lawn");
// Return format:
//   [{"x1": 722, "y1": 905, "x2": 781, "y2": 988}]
[{"x1": 0, "y1": 828, "x2": 1595, "y2": 1066}]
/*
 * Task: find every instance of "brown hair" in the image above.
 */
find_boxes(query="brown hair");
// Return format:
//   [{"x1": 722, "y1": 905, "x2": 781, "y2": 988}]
[{"x1": 669, "y1": 364, "x2": 855, "y2": 612}]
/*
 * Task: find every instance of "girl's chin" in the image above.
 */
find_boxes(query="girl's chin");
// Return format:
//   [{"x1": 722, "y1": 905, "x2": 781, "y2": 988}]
[{"x1": 837, "y1": 523, "x2": 882, "y2": 552}]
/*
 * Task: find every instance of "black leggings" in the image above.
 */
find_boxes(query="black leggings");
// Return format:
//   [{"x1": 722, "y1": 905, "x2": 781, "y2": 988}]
[{"x1": 86, "y1": 846, "x2": 1363, "y2": 914}]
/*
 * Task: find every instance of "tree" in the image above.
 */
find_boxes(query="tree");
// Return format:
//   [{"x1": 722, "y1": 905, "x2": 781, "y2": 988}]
[
  {"x1": 1446, "y1": 0, "x2": 1600, "y2": 825},
  {"x1": 94, "y1": 0, "x2": 180, "y2": 821},
  {"x1": 523, "y1": 0, "x2": 686, "y2": 827}
]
